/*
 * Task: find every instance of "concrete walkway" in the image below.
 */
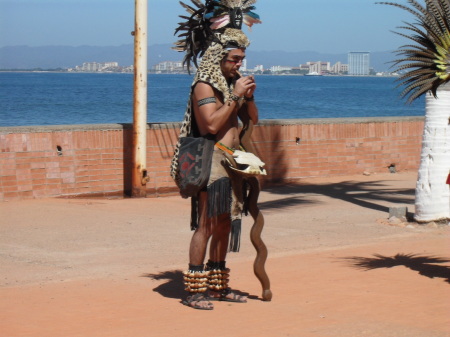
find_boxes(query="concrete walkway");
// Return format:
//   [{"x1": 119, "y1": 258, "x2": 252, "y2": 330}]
[{"x1": 1, "y1": 172, "x2": 449, "y2": 337}]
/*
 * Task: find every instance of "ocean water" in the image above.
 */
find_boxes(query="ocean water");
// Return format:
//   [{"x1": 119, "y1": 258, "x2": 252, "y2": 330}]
[{"x1": 0, "y1": 72, "x2": 424, "y2": 127}]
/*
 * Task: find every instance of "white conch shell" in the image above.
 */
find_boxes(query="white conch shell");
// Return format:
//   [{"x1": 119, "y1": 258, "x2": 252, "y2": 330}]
[{"x1": 227, "y1": 150, "x2": 267, "y2": 175}]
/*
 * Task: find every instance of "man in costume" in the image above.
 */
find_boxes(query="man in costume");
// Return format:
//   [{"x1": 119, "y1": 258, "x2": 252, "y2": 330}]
[{"x1": 170, "y1": 0, "x2": 262, "y2": 310}]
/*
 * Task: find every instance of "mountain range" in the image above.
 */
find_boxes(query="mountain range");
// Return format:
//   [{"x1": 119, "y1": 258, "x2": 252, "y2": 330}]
[{"x1": 0, "y1": 43, "x2": 395, "y2": 72}]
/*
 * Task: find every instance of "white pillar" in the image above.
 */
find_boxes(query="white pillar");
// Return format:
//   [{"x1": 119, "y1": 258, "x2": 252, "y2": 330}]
[
  {"x1": 414, "y1": 83, "x2": 450, "y2": 222},
  {"x1": 132, "y1": 0, "x2": 149, "y2": 197}
]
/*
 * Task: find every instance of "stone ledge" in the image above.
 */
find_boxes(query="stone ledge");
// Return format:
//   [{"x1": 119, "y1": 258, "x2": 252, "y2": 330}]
[{"x1": 0, "y1": 116, "x2": 424, "y2": 134}]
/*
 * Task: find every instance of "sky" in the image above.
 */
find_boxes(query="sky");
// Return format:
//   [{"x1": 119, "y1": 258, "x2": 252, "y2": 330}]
[{"x1": 0, "y1": 0, "x2": 416, "y2": 53}]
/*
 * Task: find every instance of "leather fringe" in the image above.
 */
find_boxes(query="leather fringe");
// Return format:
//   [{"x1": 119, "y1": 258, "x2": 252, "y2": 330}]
[
  {"x1": 242, "y1": 180, "x2": 249, "y2": 216},
  {"x1": 229, "y1": 219, "x2": 242, "y2": 252},
  {"x1": 207, "y1": 177, "x2": 231, "y2": 218},
  {"x1": 190, "y1": 196, "x2": 199, "y2": 230}
]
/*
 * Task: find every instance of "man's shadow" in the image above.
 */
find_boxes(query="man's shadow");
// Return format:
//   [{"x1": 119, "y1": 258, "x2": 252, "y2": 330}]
[
  {"x1": 344, "y1": 253, "x2": 450, "y2": 283},
  {"x1": 142, "y1": 270, "x2": 255, "y2": 300},
  {"x1": 142, "y1": 270, "x2": 186, "y2": 299}
]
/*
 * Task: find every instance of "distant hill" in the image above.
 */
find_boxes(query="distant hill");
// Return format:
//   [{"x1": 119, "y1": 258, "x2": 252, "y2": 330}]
[
  {"x1": 0, "y1": 44, "x2": 395, "y2": 72},
  {"x1": 0, "y1": 44, "x2": 177, "y2": 69}
]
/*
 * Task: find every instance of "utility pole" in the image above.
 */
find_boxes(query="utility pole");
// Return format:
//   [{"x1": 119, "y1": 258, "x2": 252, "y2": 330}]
[{"x1": 131, "y1": 0, "x2": 149, "y2": 197}]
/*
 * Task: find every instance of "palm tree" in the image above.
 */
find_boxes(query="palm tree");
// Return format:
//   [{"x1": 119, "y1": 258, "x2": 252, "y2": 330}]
[{"x1": 378, "y1": 0, "x2": 450, "y2": 223}]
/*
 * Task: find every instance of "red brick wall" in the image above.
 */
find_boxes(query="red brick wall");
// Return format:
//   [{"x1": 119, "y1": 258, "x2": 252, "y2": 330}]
[{"x1": 0, "y1": 117, "x2": 424, "y2": 201}]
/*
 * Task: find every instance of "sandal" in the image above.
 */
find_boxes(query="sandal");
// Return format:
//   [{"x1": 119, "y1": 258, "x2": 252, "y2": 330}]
[
  {"x1": 209, "y1": 288, "x2": 247, "y2": 303},
  {"x1": 182, "y1": 293, "x2": 214, "y2": 310}
]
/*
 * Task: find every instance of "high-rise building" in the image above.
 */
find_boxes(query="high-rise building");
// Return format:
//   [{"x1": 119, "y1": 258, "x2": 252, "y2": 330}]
[
  {"x1": 348, "y1": 52, "x2": 370, "y2": 75},
  {"x1": 306, "y1": 61, "x2": 331, "y2": 75},
  {"x1": 253, "y1": 65, "x2": 264, "y2": 72},
  {"x1": 331, "y1": 61, "x2": 348, "y2": 74},
  {"x1": 240, "y1": 58, "x2": 247, "y2": 72}
]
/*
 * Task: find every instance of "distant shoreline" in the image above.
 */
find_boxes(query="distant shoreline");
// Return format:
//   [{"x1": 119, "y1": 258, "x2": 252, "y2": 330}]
[{"x1": 0, "y1": 70, "x2": 398, "y2": 78}]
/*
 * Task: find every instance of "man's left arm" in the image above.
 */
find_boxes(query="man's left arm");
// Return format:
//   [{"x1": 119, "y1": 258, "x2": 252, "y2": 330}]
[
  {"x1": 239, "y1": 75, "x2": 259, "y2": 124},
  {"x1": 243, "y1": 98, "x2": 258, "y2": 125}
]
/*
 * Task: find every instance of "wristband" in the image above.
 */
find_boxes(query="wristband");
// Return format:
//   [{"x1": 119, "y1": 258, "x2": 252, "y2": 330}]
[
  {"x1": 229, "y1": 92, "x2": 240, "y2": 101},
  {"x1": 227, "y1": 92, "x2": 240, "y2": 105}
]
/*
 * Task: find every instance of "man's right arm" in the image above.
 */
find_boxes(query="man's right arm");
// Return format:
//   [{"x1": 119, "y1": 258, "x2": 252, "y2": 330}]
[{"x1": 193, "y1": 82, "x2": 240, "y2": 135}]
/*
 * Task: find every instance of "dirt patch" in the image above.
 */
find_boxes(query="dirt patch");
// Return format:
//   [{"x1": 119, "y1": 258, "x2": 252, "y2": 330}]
[{"x1": 1, "y1": 172, "x2": 449, "y2": 336}]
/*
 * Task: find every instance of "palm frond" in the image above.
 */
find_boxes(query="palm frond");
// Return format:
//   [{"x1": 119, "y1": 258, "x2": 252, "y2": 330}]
[
  {"x1": 377, "y1": 0, "x2": 450, "y2": 102},
  {"x1": 394, "y1": 61, "x2": 437, "y2": 70},
  {"x1": 397, "y1": 68, "x2": 436, "y2": 80},
  {"x1": 395, "y1": 48, "x2": 436, "y2": 59},
  {"x1": 378, "y1": 2, "x2": 423, "y2": 18},
  {"x1": 428, "y1": 0, "x2": 450, "y2": 31},
  {"x1": 442, "y1": 0, "x2": 450, "y2": 20},
  {"x1": 400, "y1": 76, "x2": 437, "y2": 101}
]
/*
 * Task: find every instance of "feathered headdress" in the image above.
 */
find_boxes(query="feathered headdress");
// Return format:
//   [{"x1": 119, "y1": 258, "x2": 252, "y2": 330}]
[
  {"x1": 377, "y1": 0, "x2": 450, "y2": 103},
  {"x1": 204, "y1": 0, "x2": 262, "y2": 30},
  {"x1": 173, "y1": 0, "x2": 262, "y2": 71}
]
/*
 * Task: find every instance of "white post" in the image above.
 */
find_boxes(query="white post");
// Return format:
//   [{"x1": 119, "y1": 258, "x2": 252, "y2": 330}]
[
  {"x1": 414, "y1": 83, "x2": 450, "y2": 222},
  {"x1": 132, "y1": 0, "x2": 149, "y2": 197}
]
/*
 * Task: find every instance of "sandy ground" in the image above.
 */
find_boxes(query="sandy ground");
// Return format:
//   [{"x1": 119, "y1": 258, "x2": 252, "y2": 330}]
[{"x1": 1, "y1": 172, "x2": 449, "y2": 337}]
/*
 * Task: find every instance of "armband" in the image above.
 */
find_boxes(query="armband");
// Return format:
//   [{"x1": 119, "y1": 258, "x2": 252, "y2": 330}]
[{"x1": 198, "y1": 97, "x2": 217, "y2": 107}]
